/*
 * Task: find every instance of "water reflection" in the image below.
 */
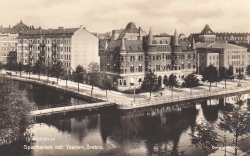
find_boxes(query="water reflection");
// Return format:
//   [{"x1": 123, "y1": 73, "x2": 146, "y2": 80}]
[
  {"x1": 14, "y1": 80, "x2": 99, "y2": 109},
  {"x1": 7, "y1": 81, "x2": 250, "y2": 156}
]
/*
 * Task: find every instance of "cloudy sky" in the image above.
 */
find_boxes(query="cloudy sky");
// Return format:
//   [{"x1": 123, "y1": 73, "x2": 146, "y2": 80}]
[{"x1": 0, "y1": 0, "x2": 249, "y2": 36}]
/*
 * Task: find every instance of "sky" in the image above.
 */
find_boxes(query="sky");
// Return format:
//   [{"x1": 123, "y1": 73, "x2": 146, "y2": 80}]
[{"x1": 0, "y1": 0, "x2": 249, "y2": 36}]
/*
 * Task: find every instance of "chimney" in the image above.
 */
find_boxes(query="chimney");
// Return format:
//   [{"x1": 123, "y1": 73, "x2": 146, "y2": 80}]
[
  {"x1": 58, "y1": 27, "x2": 64, "y2": 29},
  {"x1": 9, "y1": 25, "x2": 10, "y2": 28}
]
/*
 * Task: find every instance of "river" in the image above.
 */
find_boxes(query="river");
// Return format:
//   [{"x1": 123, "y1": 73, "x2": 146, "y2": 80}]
[{"x1": 4, "y1": 80, "x2": 250, "y2": 156}]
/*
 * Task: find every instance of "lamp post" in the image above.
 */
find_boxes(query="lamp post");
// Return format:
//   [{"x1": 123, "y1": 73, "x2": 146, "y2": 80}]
[
  {"x1": 133, "y1": 68, "x2": 136, "y2": 102},
  {"x1": 224, "y1": 135, "x2": 227, "y2": 156}
]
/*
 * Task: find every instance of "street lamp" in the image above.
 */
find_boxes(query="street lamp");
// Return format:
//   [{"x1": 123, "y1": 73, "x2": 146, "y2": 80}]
[{"x1": 224, "y1": 135, "x2": 227, "y2": 156}]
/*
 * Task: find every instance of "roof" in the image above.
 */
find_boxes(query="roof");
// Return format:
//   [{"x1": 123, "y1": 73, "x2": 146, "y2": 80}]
[
  {"x1": 13, "y1": 20, "x2": 29, "y2": 29},
  {"x1": 198, "y1": 49, "x2": 220, "y2": 53},
  {"x1": 152, "y1": 36, "x2": 171, "y2": 45},
  {"x1": 216, "y1": 32, "x2": 250, "y2": 38},
  {"x1": 107, "y1": 39, "x2": 143, "y2": 52},
  {"x1": 200, "y1": 24, "x2": 215, "y2": 35},
  {"x1": 0, "y1": 28, "x2": 20, "y2": 34},
  {"x1": 125, "y1": 22, "x2": 139, "y2": 33},
  {"x1": 196, "y1": 42, "x2": 247, "y2": 49},
  {"x1": 17, "y1": 28, "x2": 80, "y2": 38},
  {"x1": 155, "y1": 33, "x2": 171, "y2": 37},
  {"x1": 117, "y1": 22, "x2": 145, "y2": 40},
  {"x1": 180, "y1": 39, "x2": 192, "y2": 51}
]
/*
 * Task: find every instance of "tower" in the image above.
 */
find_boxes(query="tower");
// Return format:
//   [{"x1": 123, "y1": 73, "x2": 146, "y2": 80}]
[{"x1": 171, "y1": 29, "x2": 182, "y2": 70}]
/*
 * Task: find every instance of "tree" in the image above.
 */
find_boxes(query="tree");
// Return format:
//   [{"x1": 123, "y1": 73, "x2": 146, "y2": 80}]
[
  {"x1": 219, "y1": 66, "x2": 233, "y2": 89},
  {"x1": 73, "y1": 65, "x2": 86, "y2": 91},
  {"x1": 62, "y1": 69, "x2": 69, "y2": 89},
  {"x1": 141, "y1": 70, "x2": 160, "y2": 99},
  {"x1": 0, "y1": 76, "x2": 34, "y2": 145},
  {"x1": 32, "y1": 60, "x2": 45, "y2": 80},
  {"x1": 182, "y1": 74, "x2": 200, "y2": 94},
  {"x1": 246, "y1": 65, "x2": 250, "y2": 76},
  {"x1": 168, "y1": 74, "x2": 178, "y2": 97},
  {"x1": 99, "y1": 74, "x2": 113, "y2": 98},
  {"x1": 18, "y1": 61, "x2": 23, "y2": 77},
  {"x1": 45, "y1": 64, "x2": 52, "y2": 83},
  {"x1": 218, "y1": 106, "x2": 250, "y2": 155},
  {"x1": 87, "y1": 62, "x2": 100, "y2": 98},
  {"x1": 51, "y1": 61, "x2": 64, "y2": 83},
  {"x1": 236, "y1": 69, "x2": 245, "y2": 86},
  {"x1": 202, "y1": 65, "x2": 219, "y2": 91},
  {"x1": 0, "y1": 61, "x2": 3, "y2": 71},
  {"x1": 189, "y1": 120, "x2": 221, "y2": 156}
]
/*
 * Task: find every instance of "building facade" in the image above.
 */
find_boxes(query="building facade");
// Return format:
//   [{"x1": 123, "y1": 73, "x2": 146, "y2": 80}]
[
  {"x1": 196, "y1": 42, "x2": 247, "y2": 74},
  {"x1": 100, "y1": 22, "x2": 197, "y2": 91},
  {"x1": 17, "y1": 25, "x2": 99, "y2": 70},
  {"x1": 0, "y1": 27, "x2": 19, "y2": 65}
]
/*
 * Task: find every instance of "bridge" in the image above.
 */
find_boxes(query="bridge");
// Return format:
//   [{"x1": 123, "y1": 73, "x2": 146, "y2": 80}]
[{"x1": 31, "y1": 101, "x2": 115, "y2": 116}]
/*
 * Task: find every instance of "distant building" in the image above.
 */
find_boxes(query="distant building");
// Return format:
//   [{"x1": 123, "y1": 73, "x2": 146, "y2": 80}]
[
  {"x1": 192, "y1": 24, "x2": 250, "y2": 44},
  {"x1": 17, "y1": 25, "x2": 99, "y2": 70},
  {"x1": 0, "y1": 24, "x2": 20, "y2": 64}
]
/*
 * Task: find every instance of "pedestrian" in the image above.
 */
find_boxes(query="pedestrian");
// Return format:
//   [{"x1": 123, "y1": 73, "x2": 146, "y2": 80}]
[{"x1": 160, "y1": 92, "x2": 162, "y2": 96}]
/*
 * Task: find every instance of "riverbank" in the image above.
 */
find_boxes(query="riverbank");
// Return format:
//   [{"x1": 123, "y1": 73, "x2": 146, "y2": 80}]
[
  {"x1": 209, "y1": 134, "x2": 250, "y2": 156},
  {"x1": 2, "y1": 70, "x2": 250, "y2": 110}
]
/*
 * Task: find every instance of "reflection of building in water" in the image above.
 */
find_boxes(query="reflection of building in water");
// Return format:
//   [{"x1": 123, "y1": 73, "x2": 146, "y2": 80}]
[
  {"x1": 224, "y1": 93, "x2": 248, "y2": 107},
  {"x1": 104, "y1": 105, "x2": 198, "y2": 155},
  {"x1": 206, "y1": 98, "x2": 220, "y2": 105},
  {"x1": 200, "y1": 98, "x2": 224, "y2": 123}
]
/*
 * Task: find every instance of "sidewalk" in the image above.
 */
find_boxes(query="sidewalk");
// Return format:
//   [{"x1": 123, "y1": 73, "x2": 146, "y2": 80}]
[
  {"x1": 2, "y1": 70, "x2": 250, "y2": 109},
  {"x1": 209, "y1": 135, "x2": 250, "y2": 156}
]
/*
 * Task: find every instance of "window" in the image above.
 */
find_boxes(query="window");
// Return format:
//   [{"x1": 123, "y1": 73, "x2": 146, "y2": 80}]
[
  {"x1": 138, "y1": 65, "x2": 142, "y2": 72},
  {"x1": 181, "y1": 63, "x2": 184, "y2": 69},
  {"x1": 130, "y1": 65, "x2": 134, "y2": 73},
  {"x1": 130, "y1": 56, "x2": 135, "y2": 61}
]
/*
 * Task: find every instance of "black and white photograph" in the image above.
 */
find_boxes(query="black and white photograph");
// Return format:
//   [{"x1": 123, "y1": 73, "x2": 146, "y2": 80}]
[{"x1": 0, "y1": 0, "x2": 250, "y2": 156}]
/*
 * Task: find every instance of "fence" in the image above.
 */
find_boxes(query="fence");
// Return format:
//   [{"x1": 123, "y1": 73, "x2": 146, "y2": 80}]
[
  {"x1": 116, "y1": 84, "x2": 250, "y2": 109},
  {"x1": 5, "y1": 72, "x2": 250, "y2": 110}
]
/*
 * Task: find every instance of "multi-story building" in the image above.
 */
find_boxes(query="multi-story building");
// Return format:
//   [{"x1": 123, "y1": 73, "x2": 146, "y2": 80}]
[
  {"x1": 193, "y1": 24, "x2": 248, "y2": 75},
  {"x1": 196, "y1": 42, "x2": 247, "y2": 74},
  {"x1": 100, "y1": 22, "x2": 197, "y2": 91},
  {"x1": 17, "y1": 25, "x2": 99, "y2": 70}
]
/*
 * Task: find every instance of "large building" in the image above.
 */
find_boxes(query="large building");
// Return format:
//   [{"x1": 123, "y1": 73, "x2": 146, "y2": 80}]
[
  {"x1": 100, "y1": 22, "x2": 197, "y2": 91},
  {"x1": 17, "y1": 25, "x2": 99, "y2": 70},
  {"x1": 197, "y1": 42, "x2": 247, "y2": 74}
]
